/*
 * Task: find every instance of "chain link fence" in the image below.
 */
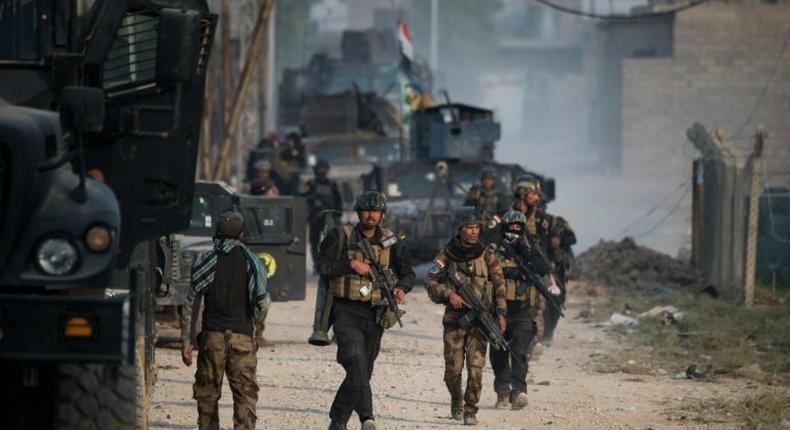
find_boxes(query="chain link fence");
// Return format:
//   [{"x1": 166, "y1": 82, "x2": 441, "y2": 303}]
[{"x1": 688, "y1": 124, "x2": 790, "y2": 301}]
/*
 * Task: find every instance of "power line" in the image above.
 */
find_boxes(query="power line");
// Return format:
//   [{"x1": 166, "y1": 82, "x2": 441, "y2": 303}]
[
  {"x1": 633, "y1": 182, "x2": 692, "y2": 238},
  {"x1": 728, "y1": 29, "x2": 790, "y2": 140},
  {"x1": 529, "y1": 0, "x2": 710, "y2": 21},
  {"x1": 615, "y1": 178, "x2": 690, "y2": 238}
]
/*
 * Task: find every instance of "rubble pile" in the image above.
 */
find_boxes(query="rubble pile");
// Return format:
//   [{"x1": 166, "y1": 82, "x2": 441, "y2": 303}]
[{"x1": 577, "y1": 238, "x2": 702, "y2": 291}]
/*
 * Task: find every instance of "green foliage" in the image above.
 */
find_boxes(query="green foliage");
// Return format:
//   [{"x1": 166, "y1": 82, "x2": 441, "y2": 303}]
[
  {"x1": 678, "y1": 392, "x2": 790, "y2": 429},
  {"x1": 591, "y1": 291, "x2": 790, "y2": 385}
]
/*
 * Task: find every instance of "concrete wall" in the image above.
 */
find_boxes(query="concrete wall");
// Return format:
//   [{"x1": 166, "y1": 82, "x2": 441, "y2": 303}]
[{"x1": 622, "y1": 4, "x2": 790, "y2": 186}]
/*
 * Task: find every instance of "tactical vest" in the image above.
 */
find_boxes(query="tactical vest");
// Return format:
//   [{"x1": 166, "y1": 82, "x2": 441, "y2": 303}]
[
  {"x1": 498, "y1": 253, "x2": 539, "y2": 306},
  {"x1": 312, "y1": 180, "x2": 336, "y2": 208},
  {"x1": 449, "y1": 252, "x2": 493, "y2": 309},
  {"x1": 329, "y1": 225, "x2": 395, "y2": 302},
  {"x1": 478, "y1": 188, "x2": 500, "y2": 216}
]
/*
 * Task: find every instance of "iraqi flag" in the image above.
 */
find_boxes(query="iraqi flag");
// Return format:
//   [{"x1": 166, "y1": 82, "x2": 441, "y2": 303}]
[{"x1": 398, "y1": 19, "x2": 414, "y2": 64}]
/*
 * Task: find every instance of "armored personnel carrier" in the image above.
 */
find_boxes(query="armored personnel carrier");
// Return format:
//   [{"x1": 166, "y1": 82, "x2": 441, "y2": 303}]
[
  {"x1": 0, "y1": 1, "x2": 215, "y2": 428},
  {"x1": 370, "y1": 103, "x2": 555, "y2": 263},
  {"x1": 155, "y1": 181, "x2": 307, "y2": 316}
]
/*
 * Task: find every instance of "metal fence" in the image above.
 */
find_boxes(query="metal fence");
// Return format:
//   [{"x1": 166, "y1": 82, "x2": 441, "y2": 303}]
[{"x1": 688, "y1": 123, "x2": 790, "y2": 303}]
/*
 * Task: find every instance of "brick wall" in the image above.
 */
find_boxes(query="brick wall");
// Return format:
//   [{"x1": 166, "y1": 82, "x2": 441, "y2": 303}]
[{"x1": 622, "y1": 4, "x2": 790, "y2": 186}]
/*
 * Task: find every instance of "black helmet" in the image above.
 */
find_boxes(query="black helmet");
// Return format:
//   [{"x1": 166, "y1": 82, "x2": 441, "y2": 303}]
[
  {"x1": 354, "y1": 190, "x2": 387, "y2": 213},
  {"x1": 512, "y1": 175, "x2": 541, "y2": 197},
  {"x1": 314, "y1": 159, "x2": 330, "y2": 170},
  {"x1": 501, "y1": 210, "x2": 527, "y2": 226},
  {"x1": 480, "y1": 167, "x2": 497, "y2": 180},
  {"x1": 453, "y1": 206, "x2": 483, "y2": 230}
]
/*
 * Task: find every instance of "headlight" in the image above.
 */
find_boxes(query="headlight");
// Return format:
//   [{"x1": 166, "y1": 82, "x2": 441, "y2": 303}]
[
  {"x1": 37, "y1": 238, "x2": 79, "y2": 275},
  {"x1": 85, "y1": 225, "x2": 112, "y2": 252}
]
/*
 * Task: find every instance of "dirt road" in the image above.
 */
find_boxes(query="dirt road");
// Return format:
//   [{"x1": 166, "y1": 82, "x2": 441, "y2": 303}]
[{"x1": 149, "y1": 281, "x2": 752, "y2": 429}]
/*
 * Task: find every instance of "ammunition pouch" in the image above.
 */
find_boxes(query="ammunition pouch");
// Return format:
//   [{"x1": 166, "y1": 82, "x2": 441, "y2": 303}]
[{"x1": 373, "y1": 300, "x2": 405, "y2": 330}]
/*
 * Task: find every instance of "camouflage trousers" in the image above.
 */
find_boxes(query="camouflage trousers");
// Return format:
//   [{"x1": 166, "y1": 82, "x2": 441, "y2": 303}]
[
  {"x1": 193, "y1": 330, "x2": 259, "y2": 430},
  {"x1": 442, "y1": 311, "x2": 487, "y2": 414}
]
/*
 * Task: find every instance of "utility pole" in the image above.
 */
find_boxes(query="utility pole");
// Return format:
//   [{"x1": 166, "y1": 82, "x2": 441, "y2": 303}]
[
  {"x1": 198, "y1": 67, "x2": 213, "y2": 180},
  {"x1": 744, "y1": 126, "x2": 766, "y2": 307},
  {"x1": 264, "y1": 1, "x2": 277, "y2": 133},
  {"x1": 430, "y1": 0, "x2": 439, "y2": 71},
  {"x1": 213, "y1": 0, "x2": 275, "y2": 181}
]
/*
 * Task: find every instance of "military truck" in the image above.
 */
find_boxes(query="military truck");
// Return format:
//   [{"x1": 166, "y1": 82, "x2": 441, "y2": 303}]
[
  {"x1": 278, "y1": 29, "x2": 430, "y2": 131},
  {"x1": 369, "y1": 103, "x2": 555, "y2": 264},
  {"x1": 273, "y1": 29, "x2": 429, "y2": 212},
  {"x1": 155, "y1": 181, "x2": 307, "y2": 334},
  {"x1": 0, "y1": 1, "x2": 215, "y2": 428}
]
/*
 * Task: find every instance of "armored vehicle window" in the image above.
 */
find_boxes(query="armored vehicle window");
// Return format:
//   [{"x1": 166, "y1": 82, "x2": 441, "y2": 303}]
[
  {"x1": 189, "y1": 195, "x2": 214, "y2": 233},
  {"x1": 0, "y1": 0, "x2": 44, "y2": 60},
  {"x1": 102, "y1": 13, "x2": 158, "y2": 91}
]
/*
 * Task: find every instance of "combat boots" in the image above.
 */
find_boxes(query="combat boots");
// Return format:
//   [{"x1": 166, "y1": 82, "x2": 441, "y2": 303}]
[
  {"x1": 327, "y1": 420, "x2": 347, "y2": 430},
  {"x1": 511, "y1": 392, "x2": 529, "y2": 410},
  {"x1": 361, "y1": 419, "x2": 377, "y2": 430},
  {"x1": 463, "y1": 413, "x2": 478, "y2": 426},
  {"x1": 450, "y1": 398, "x2": 463, "y2": 421},
  {"x1": 495, "y1": 393, "x2": 509, "y2": 409}
]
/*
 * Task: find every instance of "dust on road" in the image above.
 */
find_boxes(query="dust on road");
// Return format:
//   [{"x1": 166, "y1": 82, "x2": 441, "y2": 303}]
[{"x1": 149, "y1": 281, "x2": 752, "y2": 429}]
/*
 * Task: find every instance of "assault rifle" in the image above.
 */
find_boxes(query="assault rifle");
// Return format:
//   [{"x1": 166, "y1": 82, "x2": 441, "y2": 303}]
[
  {"x1": 446, "y1": 264, "x2": 524, "y2": 369},
  {"x1": 499, "y1": 241, "x2": 564, "y2": 318},
  {"x1": 357, "y1": 239, "x2": 404, "y2": 328}
]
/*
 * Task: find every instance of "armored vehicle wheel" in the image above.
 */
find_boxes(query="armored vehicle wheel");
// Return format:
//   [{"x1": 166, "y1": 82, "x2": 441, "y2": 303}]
[{"x1": 56, "y1": 363, "x2": 137, "y2": 430}]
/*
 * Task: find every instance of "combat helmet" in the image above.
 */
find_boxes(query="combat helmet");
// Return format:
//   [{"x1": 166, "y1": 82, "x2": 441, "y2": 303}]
[
  {"x1": 501, "y1": 210, "x2": 527, "y2": 227},
  {"x1": 354, "y1": 190, "x2": 387, "y2": 213},
  {"x1": 480, "y1": 167, "x2": 497, "y2": 180},
  {"x1": 254, "y1": 159, "x2": 272, "y2": 171},
  {"x1": 512, "y1": 175, "x2": 541, "y2": 197},
  {"x1": 453, "y1": 206, "x2": 484, "y2": 230}
]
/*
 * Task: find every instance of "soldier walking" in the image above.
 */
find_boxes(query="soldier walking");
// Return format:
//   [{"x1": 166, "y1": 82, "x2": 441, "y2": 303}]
[
  {"x1": 305, "y1": 159, "x2": 343, "y2": 269},
  {"x1": 180, "y1": 212, "x2": 270, "y2": 430},
  {"x1": 316, "y1": 191, "x2": 415, "y2": 430},
  {"x1": 490, "y1": 210, "x2": 552, "y2": 410},
  {"x1": 465, "y1": 167, "x2": 508, "y2": 244},
  {"x1": 536, "y1": 199, "x2": 576, "y2": 344},
  {"x1": 511, "y1": 176, "x2": 562, "y2": 344},
  {"x1": 425, "y1": 206, "x2": 507, "y2": 426}
]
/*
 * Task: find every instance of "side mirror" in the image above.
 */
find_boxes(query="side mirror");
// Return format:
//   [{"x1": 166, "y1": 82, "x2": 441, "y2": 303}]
[
  {"x1": 59, "y1": 87, "x2": 105, "y2": 133},
  {"x1": 156, "y1": 8, "x2": 202, "y2": 85}
]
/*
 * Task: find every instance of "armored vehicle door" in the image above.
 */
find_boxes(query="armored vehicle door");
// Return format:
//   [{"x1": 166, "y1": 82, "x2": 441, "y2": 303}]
[
  {"x1": 238, "y1": 195, "x2": 307, "y2": 302},
  {"x1": 80, "y1": 2, "x2": 217, "y2": 265}
]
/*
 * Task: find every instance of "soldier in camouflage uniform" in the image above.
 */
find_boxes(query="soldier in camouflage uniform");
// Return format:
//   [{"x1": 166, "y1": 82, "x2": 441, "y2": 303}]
[
  {"x1": 511, "y1": 176, "x2": 564, "y2": 345},
  {"x1": 425, "y1": 206, "x2": 507, "y2": 426},
  {"x1": 490, "y1": 210, "x2": 552, "y2": 410},
  {"x1": 465, "y1": 167, "x2": 509, "y2": 244},
  {"x1": 536, "y1": 199, "x2": 576, "y2": 344},
  {"x1": 181, "y1": 212, "x2": 270, "y2": 430},
  {"x1": 317, "y1": 191, "x2": 415, "y2": 430},
  {"x1": 305, "y1": 159, "x2": 343, "y2": 269}
]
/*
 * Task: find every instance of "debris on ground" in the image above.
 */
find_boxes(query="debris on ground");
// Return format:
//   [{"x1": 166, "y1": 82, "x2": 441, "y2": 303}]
[
  {"x1": 609, "y1": 313, "x2": 638, "y2": 326},
  {"x1": 685, "y1": 365, "x2": 706, "y2": 381},
  {"x1": 577, "y1": 238, "x2": 702, "y2": 291},
  {"x1": 637, "y1": 305, "x2": 685, "y2": 325}
]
